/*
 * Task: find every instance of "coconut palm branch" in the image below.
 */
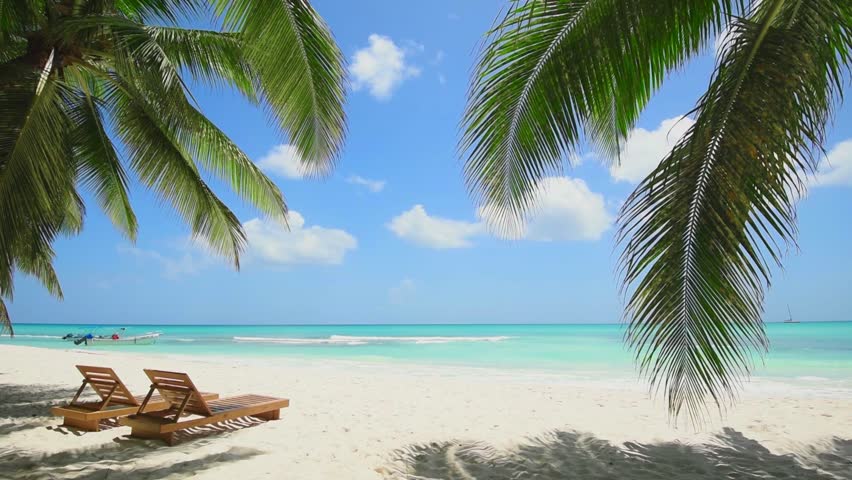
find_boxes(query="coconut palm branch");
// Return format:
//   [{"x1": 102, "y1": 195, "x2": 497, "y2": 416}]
[
  {"x1": 619, "y1": 0, "x2": 851, "y2": 419},
  {"x1": 0, "y1": 0, "x2": 347, "y2": 334},
  {"x1": 461, "y1": 0, "x2": 742, "y2": 231},
  {"x1": 463, "y1": 0, "x2": 851, "y2": 419}
]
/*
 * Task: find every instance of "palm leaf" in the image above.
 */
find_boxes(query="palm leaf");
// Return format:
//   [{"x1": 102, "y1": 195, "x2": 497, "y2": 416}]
[
  {"x1": 107, "y1": 73, "x2": 246, "y2": 265},
  {"x1": 618, "y1": 0, "x2": 851, "y2": 420},
  {"x1": 216, "y1": 0, "x2": 347, "y2": 173},
  {"x1": 0, "y1": 68, "x2": 74, "y2": 298},
  {"x1": 0, "y1": 296, "x2": 10, "y2": 336},
  {"x1": 146, "y1": 26, "x2": 257, "y2": 101},
  {"x1": 65, "y1": 81, "x2": 138, "y2": 239},
  {"x1": 461, "y1": 0, "x2": 742, "y2": 232}
]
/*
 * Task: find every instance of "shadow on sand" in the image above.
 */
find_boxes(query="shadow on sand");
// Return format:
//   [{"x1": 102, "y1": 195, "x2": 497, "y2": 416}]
[
  {"x1": 0, "y1": 442, "x2": 263, "y2": 480},
  {"x1": 0, "y1": 383, "x2": 82, "y2": 419},
  {"x1": 391, "y1": 429, "x2": 852, "y2": 480},
  {"x1": 0, "y1": 382, "x2": 273, "y2": 478}
]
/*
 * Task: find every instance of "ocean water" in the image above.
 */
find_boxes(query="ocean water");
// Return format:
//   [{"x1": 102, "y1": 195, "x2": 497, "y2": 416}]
[{"x1": 3, "y1": 322, "x2": 851, "y2": 384}]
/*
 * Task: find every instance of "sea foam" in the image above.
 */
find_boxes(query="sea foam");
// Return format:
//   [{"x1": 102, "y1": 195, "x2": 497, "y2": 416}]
[{"x1": 232, "y1": 335, "x2": 510, "y2": 346}]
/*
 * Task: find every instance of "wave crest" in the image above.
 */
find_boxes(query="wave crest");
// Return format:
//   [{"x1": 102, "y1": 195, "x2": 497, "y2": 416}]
[{"x1": 232, "y1": 335, "x2": 510, "y2": 346}]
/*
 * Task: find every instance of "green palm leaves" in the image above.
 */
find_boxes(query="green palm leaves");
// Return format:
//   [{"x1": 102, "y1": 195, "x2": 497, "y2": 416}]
[
  {"x1": 0, "y1": 0, "x2": 346, "y2": 335},
  {"x1": 463, "y1": 0, "x2": 851, "y2": 419},
  {"x1": 462, "y1": 0, "x2": 737, "y2": 231}
]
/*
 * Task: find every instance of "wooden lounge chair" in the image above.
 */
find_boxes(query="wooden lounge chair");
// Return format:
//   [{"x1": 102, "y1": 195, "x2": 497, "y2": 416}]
[
  {"x1": 50, "y1": 365, "x2": 219, "y2": 432},
  {"x1": 119, "y1": 369, "x2": 289, "y2": 445}
]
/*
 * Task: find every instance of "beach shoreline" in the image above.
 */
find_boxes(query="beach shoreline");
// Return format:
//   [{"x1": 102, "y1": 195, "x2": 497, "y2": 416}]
[{"x1": 2, "y1": 344, "x2": 851, "y2": 479}]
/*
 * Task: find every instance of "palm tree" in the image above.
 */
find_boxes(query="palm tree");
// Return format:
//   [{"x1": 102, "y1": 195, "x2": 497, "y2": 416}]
[
  {"x1": 462, "y1": 0, "x2": 851, "y2": 420},
  {"x1": 0, "y1": 0, "x2": 347, "y2": 335}
]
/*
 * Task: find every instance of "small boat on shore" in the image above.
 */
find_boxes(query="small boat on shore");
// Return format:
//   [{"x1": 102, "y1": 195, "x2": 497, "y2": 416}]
[
  {"x1": 82, "y1": 333, "x2": 160, "y2": 346},
  {"x1": 63, "y1": 328, "x2": 160, "y2": 346}
]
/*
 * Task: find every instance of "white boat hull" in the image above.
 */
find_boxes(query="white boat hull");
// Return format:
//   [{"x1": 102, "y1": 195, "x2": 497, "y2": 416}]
[{"x1": 84, "y1": 333, "x2": 160, "y2": 346}]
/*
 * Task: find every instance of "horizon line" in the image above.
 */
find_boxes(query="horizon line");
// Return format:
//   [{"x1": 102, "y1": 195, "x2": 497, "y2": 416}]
[{"x1": 12, "y1": 320, "x2": 851, "y2": 327}]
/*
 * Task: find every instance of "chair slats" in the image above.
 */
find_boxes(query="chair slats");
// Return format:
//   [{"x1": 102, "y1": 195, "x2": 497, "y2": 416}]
[
  {"x1": 143, "y1": 369, "x2": 213, "y2": 416},
  {"x1": 76, "y1": 365, "x2": 139, "y2": 407}
]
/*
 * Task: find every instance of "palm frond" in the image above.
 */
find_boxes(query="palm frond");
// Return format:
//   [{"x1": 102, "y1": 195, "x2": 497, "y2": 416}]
[
  {"x1": 173, "y1": 101, "x2": 288, "y2": 222},
  {"x1": 65, "y1": 82, "x2": 138, "y2": 239},
  {"x1": 0, "y1": 296, "x2": 10, "y2": 336},
  {"x1": 618, "y1": 0, "x2": 852, "y2": 421},
  {"x1": 14, "y1": 232, "x2": 63, "y2": 299},
  {"x1": 146, "y1": 26, "x2": 257, "y2": 101},
  {"x1": 217, "y1": 0, "x2": 347, "y2": 173},
  {"x1": 114, "y1": 0, "x2": 206, "y2": 23},
  {"x1": 0, "y1": 68, "x2": 74, "y2": 299},
  {"x1": 461, "y1": 0, "x2": 742, "y2": 232},
  {"x1": 108, "y1": 73, "x2": 246, "y2": 266}
]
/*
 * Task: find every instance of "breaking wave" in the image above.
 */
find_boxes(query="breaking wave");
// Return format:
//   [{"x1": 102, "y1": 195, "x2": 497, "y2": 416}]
[{"x1": 232, "y1": 335, "x2": 511, "y2": 346}]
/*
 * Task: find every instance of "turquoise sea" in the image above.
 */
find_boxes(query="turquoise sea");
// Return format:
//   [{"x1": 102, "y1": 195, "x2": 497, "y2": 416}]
[{"x1": 3, "y1": 322, "x2": 851, "y2": 384}]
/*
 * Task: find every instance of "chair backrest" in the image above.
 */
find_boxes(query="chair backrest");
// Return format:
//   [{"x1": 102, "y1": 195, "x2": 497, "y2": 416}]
[
  {"x1": 143, "y1": 369, "x2": 213, "y2": 416},
  {"x1": 76, "y1": 365, "x2": 139, "y2": 406}
]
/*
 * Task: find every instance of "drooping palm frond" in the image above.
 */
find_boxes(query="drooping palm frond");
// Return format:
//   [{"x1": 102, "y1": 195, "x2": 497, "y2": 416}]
[
  {"x1": 461, "y1": 0, "x2": 744, "y2": 232},
  {"x1": 0, "y1": 68, "x2": 74, "y2": 297},
  {"x1": 1, "y1": 0, "x2": 346, "y2": 335},
  {"x1": 107, "y1": 73, "x2": 246, "y2": 265},
  {"x1": 216, "y1": 0, "x2": 347, "y2": 174},
  {"x1": 66, "y1": 85, "x2": 138, "y2": 239},
  {"x1": 0, "y1": 296, "x2": 10, "y2": 335},
  {"x1": 146, "y1": 26, "x2": 257, "y2": 101},
  {"x1": 618, "y1": 0, "x2": 852, "y2": 420}
]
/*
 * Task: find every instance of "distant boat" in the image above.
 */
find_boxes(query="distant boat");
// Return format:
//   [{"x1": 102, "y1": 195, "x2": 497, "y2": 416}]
[
  {"x1": 783, "y1": 305, "x2": 799, "y2": 323},
  {"x1": 82, "y1": 333, "x2": 160, "y2": 346}
]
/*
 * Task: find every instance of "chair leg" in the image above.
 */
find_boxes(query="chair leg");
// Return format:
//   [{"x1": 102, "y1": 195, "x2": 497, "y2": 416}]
[
  {"x1": 63, "y1": 416, "x2": 100, "y2": 432},
  {"x1": 130, "y1": 426, "x2": 175, "y2": 445},
  {"x1": 254, "y1": 409, "x2": 280, "y2": 421}
]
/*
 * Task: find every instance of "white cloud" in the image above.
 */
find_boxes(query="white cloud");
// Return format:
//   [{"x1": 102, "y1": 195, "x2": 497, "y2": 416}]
[
  {"x1": 609, "y1": 116, "x2": 694, "y2": 183},
  {"x1": 479, "y1": 177, "x2": 613, "y2": 242},
  {"x1": 350, "y1": 34, "x2": 420, "y2": 100},
  {"x1": 389, "y1": 278, "x2": 416, "y2": 304},
  {"x1": 812, "y1": 139, "x2": 852, "y2": 187},
  {"x1": 346, "y1": 175, "x2": 386, "y2": 193},
  {"x1": 391, "y1": 178, "x2": 611, "y2": 249},
  {"x1": 257, "y1": 144, "x2": 308, "y2": 179},
  {"x1": 388, "y1": 205, "x2": 483, "y2": 249},
  {"x1": 244, "y1": 212, "x2": 356, "y2": 265}
]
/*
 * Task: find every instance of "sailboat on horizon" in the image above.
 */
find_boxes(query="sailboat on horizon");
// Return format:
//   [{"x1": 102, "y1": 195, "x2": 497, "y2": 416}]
[{"x1": 783, "y1": 305, "x2": 800, "y2": 324}]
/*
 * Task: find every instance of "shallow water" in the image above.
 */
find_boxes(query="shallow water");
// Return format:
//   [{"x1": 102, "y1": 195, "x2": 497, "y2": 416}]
[{"x1": 3, "y1": 322, "x2": 851, "y2": 384}]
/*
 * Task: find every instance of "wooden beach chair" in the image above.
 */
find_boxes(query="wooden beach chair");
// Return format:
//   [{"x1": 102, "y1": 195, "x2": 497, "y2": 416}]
[
  {"x1": 119, "y1": 369, "x2": 289, "y2": 445},
  {"x1": 50, "y1": 365, "x2": 219, "y2": 432}
]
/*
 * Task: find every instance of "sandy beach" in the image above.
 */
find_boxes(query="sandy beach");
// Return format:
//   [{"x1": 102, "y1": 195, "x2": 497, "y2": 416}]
[{"x1": 1, "y1": 344, "x2": 850, "y2": 479}]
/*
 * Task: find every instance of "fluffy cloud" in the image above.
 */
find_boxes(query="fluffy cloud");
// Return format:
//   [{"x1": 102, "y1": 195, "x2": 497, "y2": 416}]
[
  {"x1": 480, "y1": 177, "x2": 613, "y2": 241},
  {"x1": 609, "y1": 116, "x2": 694, "y2": 183},
  {"x1": 812, "y1": 139, "x2": 852, "y2": 187},
  {"x1": 256, "y1": 144, "x2": 307, "y2": 179},
  {"x1": 391, "y1": 177, "x2": 612, "y2": 248},
  {"x1": 388, "y1": 205, "x2": 483, "y2": 249},
  {"x1": 350, "y1": 34, "x2": 420, "y2": 99},
  {"x1": 244, "y1": 212, "x2": 357, "y2": 265},
  {"x1": 346, "y1": 175, "x2": 386, "y2": 193}
]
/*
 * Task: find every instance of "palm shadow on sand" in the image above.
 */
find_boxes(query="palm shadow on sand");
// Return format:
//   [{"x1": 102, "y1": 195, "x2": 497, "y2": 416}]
[
  {"x1": 0, "y1": 381, "x2": 273, "y2": 478},
  {"x1": 392, "y1": 429, "x2": 852, "y2": 480},
  {"x1": 0, "y1": 442, "x2": 263, "y2": 480}
]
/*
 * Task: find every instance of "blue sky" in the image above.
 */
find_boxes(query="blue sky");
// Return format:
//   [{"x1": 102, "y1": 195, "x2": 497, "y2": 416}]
[{"x1": 12, "y1": 0, "x2": 852, "y2": 325}]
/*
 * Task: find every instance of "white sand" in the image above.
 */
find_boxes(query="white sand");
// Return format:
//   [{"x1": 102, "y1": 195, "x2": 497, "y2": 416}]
[{"x1": 1, "y1": 344, "x2": 850, "y2": 479}]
